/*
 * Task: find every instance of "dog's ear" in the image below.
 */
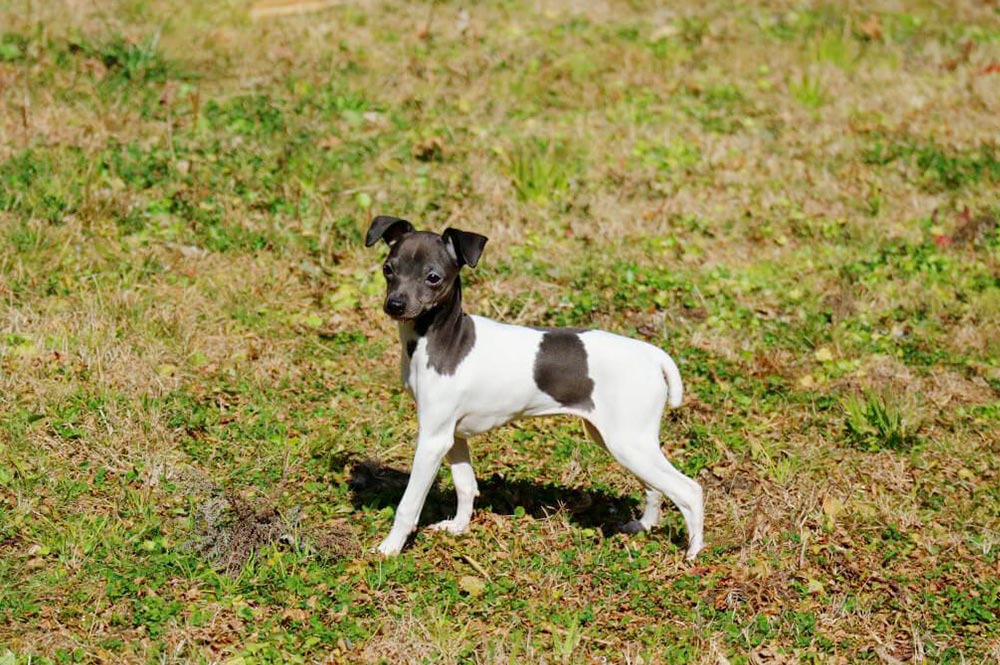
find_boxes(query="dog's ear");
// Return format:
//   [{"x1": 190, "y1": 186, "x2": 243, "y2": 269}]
[
  {"x1": 365, "y1": 216, "x2": 414, "y2": 248},
  {"x1": 442, "y1": 228, "x2": 488, "y2": 268}
]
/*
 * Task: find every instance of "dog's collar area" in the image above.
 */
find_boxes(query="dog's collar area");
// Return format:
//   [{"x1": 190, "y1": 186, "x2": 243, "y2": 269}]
[{"x1": 399, "y1": 281, "x2": 476, "y2": 376}]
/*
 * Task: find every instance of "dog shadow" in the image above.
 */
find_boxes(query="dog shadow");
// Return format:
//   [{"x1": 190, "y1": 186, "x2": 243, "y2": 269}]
[{"x1": 330, "y1": 452, "x2": 657, "y2": 538}]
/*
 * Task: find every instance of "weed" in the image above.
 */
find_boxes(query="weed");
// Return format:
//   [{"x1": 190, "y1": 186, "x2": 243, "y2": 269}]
[
  {"x1": 90, "y1": 33, "x2": 171, "y2": 88},
  {"x1": 633, "y1": 137, "x2": 702, "y2": 174},
  {"x1": 0, "y1": 32, "x2": 29, "y2": 63},
  {"x1": 683, "y1": 84, "x2": 753, "y2": 134},
  {"x1": 788, "y1": 69, "x2": 827, "y2": 108},
  {"x1": 864, "y1": 179, "x2": 883, "y2": 216},
  {"x1": 551, "y1": 610, "x2": 585, "y2": 662},
  {"x1": 810, "y1": 28, "x2": 860, "y2": 70},
  {"x1": 842, "y1": 391, "x2": 920, "y2": 452},
  {"x1": 502, "y1": 138, "x2": 581, "y2": 205}
]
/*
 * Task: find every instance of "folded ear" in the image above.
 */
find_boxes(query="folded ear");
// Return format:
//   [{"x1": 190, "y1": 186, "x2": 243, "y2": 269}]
[
  {"x1": 442, "y1": 228, "x2": 488, "y2": 268},
  {"x1": 365, "y1": 216, "x2": 414, "y2": 247}
]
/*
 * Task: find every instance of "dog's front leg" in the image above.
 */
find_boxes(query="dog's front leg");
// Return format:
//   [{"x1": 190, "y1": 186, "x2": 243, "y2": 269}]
[
  {"x1": 377, "y1": 425, "x2": 454, "y2": 556},
  {"x1": 429, "y1": 437, "x2": 478, "y2": 535}
]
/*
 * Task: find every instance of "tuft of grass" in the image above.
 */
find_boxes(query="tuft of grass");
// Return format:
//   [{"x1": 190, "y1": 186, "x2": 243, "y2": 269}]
[
  {"x1": 810, "y1": 28, "x2": 860, "y2": 70},
  {"x1": 788, "y1": 69, "x2": 827, "y2": 108},
  {"x1": 632, "y1": 136, "x2": 701, "y2": 174},
  {"x1": 0, "y1": 148, "x2": 88, "y2": 223},
  {"x1": 502, "y1": 138, "x2": 582, "y2": 205},
  {"x1": 86, "y1": 33, "x2": 172, "y2": 89},
  {"x1": 842, "y1": 391, "x2": 921, "y2": 452}
]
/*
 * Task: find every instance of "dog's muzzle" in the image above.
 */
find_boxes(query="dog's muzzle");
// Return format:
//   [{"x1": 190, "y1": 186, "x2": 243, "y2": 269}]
[{"x1": 385, "y1": 297, "x2": 407, "y2": 318}]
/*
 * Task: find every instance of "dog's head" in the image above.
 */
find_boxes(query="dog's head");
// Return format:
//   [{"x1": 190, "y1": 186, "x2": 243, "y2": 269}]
[{"x1": 365, "y1": 216, "x2": 488, "y2": 321}]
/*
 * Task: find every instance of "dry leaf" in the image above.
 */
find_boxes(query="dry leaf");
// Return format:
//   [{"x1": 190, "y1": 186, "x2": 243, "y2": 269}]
[
  {"x1": 859, "y1": 15, "x2": 883, "y2": 42},
  {"x1": 459, "y1": 575, "x2": 486, "y2": 597}
]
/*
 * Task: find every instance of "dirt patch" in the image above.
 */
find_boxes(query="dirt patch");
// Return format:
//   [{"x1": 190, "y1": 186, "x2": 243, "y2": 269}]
[
  {"x1": 192, "y1": 491, "x2": 359, "y2": 575},
  {"x1": 167, "y1": 467, "x2": 360, "y2": 575}
]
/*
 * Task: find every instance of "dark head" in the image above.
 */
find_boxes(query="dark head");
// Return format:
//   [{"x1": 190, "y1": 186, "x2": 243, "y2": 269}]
[{"x1": 365, "y1": 216, "x2": 488, "y2": 321}]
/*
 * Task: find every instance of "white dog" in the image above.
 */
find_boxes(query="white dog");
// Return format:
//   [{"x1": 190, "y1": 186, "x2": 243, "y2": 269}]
[{"x1": 365, "y1": 216, "x2": 704, "y2": 559}]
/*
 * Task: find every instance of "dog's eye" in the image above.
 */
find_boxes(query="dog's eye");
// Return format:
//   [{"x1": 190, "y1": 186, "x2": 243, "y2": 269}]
[
  {"x1": 426, "y1": 272, "x2": 442, "y2": 286},
  {"x1": 382, "y1": 264, "x2": 394, "y2": 278}
]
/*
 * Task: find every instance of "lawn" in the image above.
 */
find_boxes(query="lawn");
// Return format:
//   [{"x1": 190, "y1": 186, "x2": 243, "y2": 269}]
[{"x1": 1, "y1": 0, "x2": 999, "y2": 662}]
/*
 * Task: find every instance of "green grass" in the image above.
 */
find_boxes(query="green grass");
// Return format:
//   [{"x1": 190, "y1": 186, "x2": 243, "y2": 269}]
[
  {"x1": 788, "y1": 69, "x2": 827, "y2": 109},
  {"x1": 864, "y1": 134, "x2": 1000, "y2": 191},
  {"x1": 1, "y1": 0, "x2": 999, "y2": 662},
  {"x1": 503, "y1": 137, "x2": 583, "y2": 205}
]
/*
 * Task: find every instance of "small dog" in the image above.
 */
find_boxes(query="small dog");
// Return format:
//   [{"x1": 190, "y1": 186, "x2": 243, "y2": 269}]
[{"x1": 365, "y1": 216, "x2": 704, "y2": 559}]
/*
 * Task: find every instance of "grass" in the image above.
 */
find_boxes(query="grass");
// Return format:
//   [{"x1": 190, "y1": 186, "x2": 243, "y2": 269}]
[{"x1": 1, "y1": 0, "x2": 999, "y2": 662}]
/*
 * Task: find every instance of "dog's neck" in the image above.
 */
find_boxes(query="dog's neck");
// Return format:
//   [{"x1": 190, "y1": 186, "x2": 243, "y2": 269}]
[{"x1": 399, "y1": 278, "x2": 476, "y2": 376}]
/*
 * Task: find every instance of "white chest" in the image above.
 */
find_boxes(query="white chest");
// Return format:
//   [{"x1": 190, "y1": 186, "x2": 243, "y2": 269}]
[{"x1": 398, "y1": 317, "x2": 575, "y2": 437}]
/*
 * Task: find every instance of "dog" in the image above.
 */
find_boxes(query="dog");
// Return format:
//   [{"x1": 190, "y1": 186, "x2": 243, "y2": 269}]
[{"x1": 365, "y1": 215, "x2": 704, "y2": 560}]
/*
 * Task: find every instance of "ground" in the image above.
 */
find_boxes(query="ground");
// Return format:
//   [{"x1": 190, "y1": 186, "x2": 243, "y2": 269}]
[{"x1": 1, "y1": 0, "x2": 999, "y2": 662}]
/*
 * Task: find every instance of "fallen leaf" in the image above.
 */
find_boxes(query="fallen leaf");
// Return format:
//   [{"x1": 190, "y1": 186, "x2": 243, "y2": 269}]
[
  {"x1": 317, "y1": 135, "x2": 342, "y2": 150},
  {"x1": 280, "y1": 607, "x2": 309, "y2": 623},
  {"x1": 459, "y1": 575, "x2": 486, "y2": 597},
  {"x1": 156, "y1": 363, "x2": 178, "y2": 377},
  {"x1": 412, "y1": 136, "x2": 445, "y2": 162},
  {"x1": 823, "y1": 496, "x2": 844, "y2": 519},
  {"x1": 814, "y1": 347, "x2": 834, "y2": 362},
  {"x1": 859, "y1": 15, "x2": 883, "y2": 41}
]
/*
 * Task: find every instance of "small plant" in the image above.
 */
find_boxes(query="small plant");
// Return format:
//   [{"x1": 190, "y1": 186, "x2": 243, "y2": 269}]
[
  {"x1": 99, "y1": 34, "x2": 169, "y2": 84},
  {"x1": 632, "y1": 137, "x2": 701, "y2": 174},
  {"x1": 502, "y1": 138, "x2": 580, "y2": 205},
  {"x1": 552, "y1": 611, "x2": 585, "y2": 663},
  {"x1": 788, "y1": 69, "x2": 826, "y2": 108},
  {"x1": 0, "y1": 32, "x2": 29, "y2": 63},
  {"x1": 842, "y1": 391, "x2": 919, "y2": 451},
  {"x1": 810, "y1": 29, "x2": 859, "y2": 70},
  {"x1": 865, "y1": 179, "x2": 883, "y2": 216}
]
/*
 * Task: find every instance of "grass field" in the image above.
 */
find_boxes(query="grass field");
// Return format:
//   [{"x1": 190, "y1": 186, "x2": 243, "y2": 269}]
[{"x1": 2, "y1": 0, "x2": 1000, "y2": 662}]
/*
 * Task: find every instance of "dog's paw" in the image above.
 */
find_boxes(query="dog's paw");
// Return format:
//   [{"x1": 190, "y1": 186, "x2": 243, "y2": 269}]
[
  {"x1": 429, "y1": 518, "x2": 470, "y2": 535},
  {"x1": 619, "y1": 519, "x2": 652, "y2": 534},
  {"x1": 685, "y1": 538, "x2": 704, "y2": 561},
  {"x1": 376, "y1": 538, "x2": 404, "y2": 556}
]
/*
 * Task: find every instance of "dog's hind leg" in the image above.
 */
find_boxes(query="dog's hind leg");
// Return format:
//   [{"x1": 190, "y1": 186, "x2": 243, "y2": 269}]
[
  {"x1": 429, "y1": 437, "x2": 478, "y2": 535},
  {"x1": 620, "y1": 487, "x2": 664, "y2": 534},
  {"x1": 587, "y1": 420, "x2": 704, "y2": 560},
  {"x1": 583, "y1": 421, "x2": 662, "y2": 534}
]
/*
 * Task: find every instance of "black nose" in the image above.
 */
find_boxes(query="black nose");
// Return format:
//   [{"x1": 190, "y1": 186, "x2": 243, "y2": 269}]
[{"x1": 385, "y1": 297, "x2": 406, "y2": 317}]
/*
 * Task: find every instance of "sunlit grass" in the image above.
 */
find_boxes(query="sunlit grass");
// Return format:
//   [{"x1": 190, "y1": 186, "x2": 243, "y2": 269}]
[{"x1": 1, "y1": 0, "x2": 999, "y2": 662}]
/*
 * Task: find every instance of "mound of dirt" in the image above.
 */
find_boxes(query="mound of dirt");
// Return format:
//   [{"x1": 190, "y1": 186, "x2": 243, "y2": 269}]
[{"x1": 170, "y1": 468, "x2": 359, "y2": 575}]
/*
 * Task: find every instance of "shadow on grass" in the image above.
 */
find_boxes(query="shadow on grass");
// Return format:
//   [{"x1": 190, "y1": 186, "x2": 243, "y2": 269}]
[{"x1": 330, "y1": 452, "x2": 655, "y2": 538}]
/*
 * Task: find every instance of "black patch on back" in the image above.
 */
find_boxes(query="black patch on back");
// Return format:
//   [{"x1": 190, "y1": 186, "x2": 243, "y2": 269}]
[{"x1": 533, "y1": 331, "x2": 595, "y2": 410}]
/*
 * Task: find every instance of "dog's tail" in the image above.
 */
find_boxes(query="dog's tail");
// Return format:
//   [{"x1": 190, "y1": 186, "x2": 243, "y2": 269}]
[{"x1": 661, "y1": 352, "x2": 684, "y2": 408}]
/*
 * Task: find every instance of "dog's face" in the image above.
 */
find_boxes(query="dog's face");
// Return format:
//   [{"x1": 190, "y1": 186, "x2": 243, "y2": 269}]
[
  {"x1": 365, "y1": 216, "x2": 487, "y2": 321},
  {"x1": 380, "y1": 231, "x2": 462, "y2": 320}
]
